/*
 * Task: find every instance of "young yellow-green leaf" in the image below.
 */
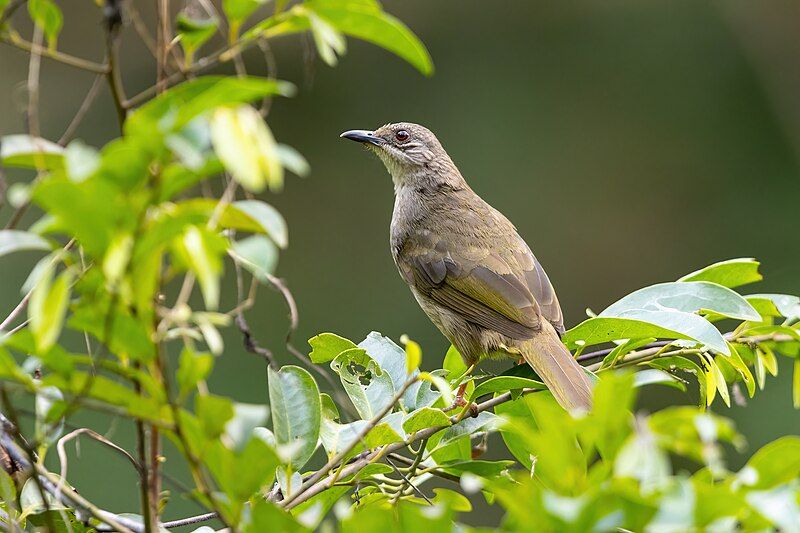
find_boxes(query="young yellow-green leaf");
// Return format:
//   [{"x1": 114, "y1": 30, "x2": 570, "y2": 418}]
[
  {"x1": 0, "y1": 230, "x2": 52, "y2": 257},
  {"x1": 28, "y1": 0, "x2": 63, "y2": 50},
  {"x1": 222, "y1": 0, "x2": 267, "y2": 40},
  {"x1": 400, "y1": 334, "x2": 421, "y2": 373},
  {"x1": 176, "y1": 10, "x2": 218, "y2": 65},
  {"x1": 699, "y1": 355, "x2": 717, "y2": 407},
  {"x1": 181, "y1": 226, "x2": 223, "y2": 310},
  {"x1": 708, "y1": 356, "x2": 730, "y2": 408},
  {"x1": 727, "y1": 342, "x2": 756, "y2": 398},
  {"x1": 268, "y1": 365, "x2": 321, "y2": 469},
  {"x1": 308, "y1": 332, "x2": 358, "y2": 364},
  {"x1": 211, "y1": 106, "x2": 283, "y2": 193},
  {"x1": 794, "y1": 359, "x2": 800, "y2": 409},
  {"x1": 418, "y1": 371, "x2": 453, "y2": 406},
  {"x1": 29, "y1": 267, "x2": 72, "y2": 352},
  {"x1": 678, "y1": 258, "x2": 762, "y2": 289},
  {"x1": 102, "y1": 232, "x2": 133, "y2": 284},
  {"x1": 176, "y1": 348, "x2": 214, "y2": 401}
]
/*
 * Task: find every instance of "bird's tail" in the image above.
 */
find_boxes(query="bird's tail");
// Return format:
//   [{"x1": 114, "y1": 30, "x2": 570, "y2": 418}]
[{"x1": 519, "y1": 322, "x2": 593, "y2": 412}]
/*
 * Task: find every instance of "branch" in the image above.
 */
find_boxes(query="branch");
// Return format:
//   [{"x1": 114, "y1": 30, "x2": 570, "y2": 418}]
[
  {"x1": 282, "y1": 329, "x2": 794, "y2": 509},
  {"x1": 0, "y1": 32, "x2": 109, "y2": 73},
  {"x1": 0, "y1": 421, "x2": 143, "y2": 533},
  {"x1": 280, "y1": 376, "x2": 419, "y2": 508}
]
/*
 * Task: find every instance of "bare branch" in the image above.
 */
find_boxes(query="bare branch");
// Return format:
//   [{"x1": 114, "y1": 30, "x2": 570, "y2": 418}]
[
  {"x1": 0, "y1": 33, "x2": 109, "y2": 73},
  {"x1": 58, "y1": 73, "x2": 104, "y2": 145}
]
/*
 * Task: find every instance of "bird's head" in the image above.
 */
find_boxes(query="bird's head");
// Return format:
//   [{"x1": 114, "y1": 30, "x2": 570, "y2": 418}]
[{"x1": 340, "y1": 122, "x2": 461, "y2": 189}]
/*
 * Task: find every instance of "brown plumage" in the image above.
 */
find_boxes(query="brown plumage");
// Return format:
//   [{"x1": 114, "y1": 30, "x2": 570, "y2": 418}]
[{"x1": 341, "y1": 123, "x2": 593, "y2": 412}]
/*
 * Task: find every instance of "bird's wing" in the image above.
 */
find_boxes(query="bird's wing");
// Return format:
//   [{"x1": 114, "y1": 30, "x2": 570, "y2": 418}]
[
  {"x1": 515, "y1": 246, "x2": 565, "y2": 334},
  {"x1": 399, "y1": 233, "x2": 543, "y2": 339}
]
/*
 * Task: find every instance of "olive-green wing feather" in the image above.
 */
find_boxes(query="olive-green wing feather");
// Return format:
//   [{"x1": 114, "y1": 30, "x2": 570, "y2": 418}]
[{"x1": 402, "y1": 240, "x2": 542, "y2": 340}]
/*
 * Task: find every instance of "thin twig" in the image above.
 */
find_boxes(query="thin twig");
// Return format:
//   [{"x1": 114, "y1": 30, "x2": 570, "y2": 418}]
[
  {"x1": 58, "y1": 73, "x2": 104, "y2": 145},
  {"x1": 160, "y1": 512, "x2": 218, "y2": 529},
  {"x1": 25, "y1": 25, "x2": 43, "y2": 138},
  {"x1": 1, "y1": 33, "x2": 109, "y2": 73}
]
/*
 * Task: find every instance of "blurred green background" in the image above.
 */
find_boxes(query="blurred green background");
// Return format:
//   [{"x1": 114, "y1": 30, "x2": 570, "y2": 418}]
[{"x1": 2, "y1": 0, "x2": 799, "y2": 526}]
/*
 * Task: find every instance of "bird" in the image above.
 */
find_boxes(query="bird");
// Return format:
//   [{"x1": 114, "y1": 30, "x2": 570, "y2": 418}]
[{"x1": 340, "y1": 122, "x2": 593, "y2": 412}]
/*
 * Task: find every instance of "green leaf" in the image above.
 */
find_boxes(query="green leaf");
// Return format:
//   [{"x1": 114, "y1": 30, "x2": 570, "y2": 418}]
[
  {"x1": 738, "y1": 436, "x2": 800, "y2": 489},
  {"x1": 64, "y1": 140, "x2": 100, "y2": 182},
  {"x1": 745, "y1": 484, "x2": 800, "y2": 533},
  {"x1": 268, "y1": 365, "x2": 321, "y2": 469},
  {"x1": 0, "y1": 230, "x2": 52, "y2": 258},
  {"x1": 678, "y1": 258, "x2": 762, "y2": 288},
  {"x1": 211, "y1": 106, "x2": 283, "y2": 193},
  {"x1": 128, "y1": 75, "x2": 294, "y2": 135},
  {"x1": 438, "y1": 411, "x2": 500, "y2": 448},
  {"x1": 331, "y1": 347, "x2": 395, "y2": 420},
  {"x1": 225, "y1": 402, "x2": 269, "y2": 451},
  {"x1": 69, "y1": 301, "x2": 156, "y2": 362},
  {"x1": 230, "y1": 235, "x2": 279, "y2": 281},
  {"x1": 28, "y1": 0, "x2": 62, "y2": 50},
  {"x1": 358, "y1": 332, "x2": 418, "y2": 409},
  {"x1": 443, "y1": 344, "x2": 468, "y2": 379},
  {"x1": 234, "y1": 200, "x2": 288, "y2": 248},
  {"x1": 222, "y1": 0, "x2": 268, "y2": 38},
  {"x1": 28, "y1": 267, "x2": 71, "y2": 352},
  {"x1": 633, "y1": 369, "x2": 687, "y2": 391},
  {"x1": 19, "y1": 477, "x2": 69, "y2": 519},
  {"x1": 307, "y1": 9, "x2": 347, "y2": 66},
  {"x1": 277, "y1": 144, "x2": 310, "y2": 177},
  {"x1": 176, "y1": 10, "x2": 218, "y2": 63},
  {"x1": 34, "y1": 383, "x2": 64, "y2": 445},
  {"x1": 747, "y1": 294, "x2": 800, "y2": 321},
  {"x1": 614, "y1": 431, "x2": 671, "y2": 493},
  {"x1": 306, "y1": 0, "x2": 433, "y2": 76},
  {"x1": 402, "y1": 406, "x2": 450, "y2": 434},
  {"x1": 0, "y1": 134, "x2": 64, "y2": 170},
  {"x1": 308, "y1": 332, "x2": 357, "y2": 364},
  {"x1": 245, "y1": 499, "x2": 307, "y2": 533},
  {"x1": 727, "y1": 342, "x2": 756, "y2": 398},
  {"x1": 601, "y1": 281, "x2": 761, "y2": 323},
  {"x1": 471, "y1": 376, "x2": 545, "y2": 400},
  {"x1": 563, "y1": 315, "x2": 728, "y2": 355},
  {"x1": 196, "y1": 394, "x2": 235, "y2": 439},
  {"x1": 176, "y1": 348, "x2": 213, "y2": 401},
  {"x1": 649, "y1": 355, "x2": 707, "y2": 408},
  {"x1": 33, "y1": 176, "x2": 135, "y2": 258}
]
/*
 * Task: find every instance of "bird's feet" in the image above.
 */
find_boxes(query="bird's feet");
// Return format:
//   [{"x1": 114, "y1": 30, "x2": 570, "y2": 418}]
[{"x1": 445, "y1": 382, "x2": 478, "y2": 418}]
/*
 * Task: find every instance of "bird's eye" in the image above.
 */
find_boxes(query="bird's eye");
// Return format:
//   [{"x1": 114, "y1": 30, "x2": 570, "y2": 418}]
[{"x1": 395, "y1": 129, "x2": 410, "y2": 142}]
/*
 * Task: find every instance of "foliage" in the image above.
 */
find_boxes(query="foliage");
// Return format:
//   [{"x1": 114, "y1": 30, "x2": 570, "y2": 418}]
[{"x1": 0, "y1": 1, "x2": 799, "y2": 532}]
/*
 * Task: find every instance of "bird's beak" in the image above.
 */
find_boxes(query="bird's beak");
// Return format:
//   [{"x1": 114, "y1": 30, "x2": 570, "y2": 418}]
[{"x1": 340, "y1": 129, "x2": 383, "y2": 146}]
